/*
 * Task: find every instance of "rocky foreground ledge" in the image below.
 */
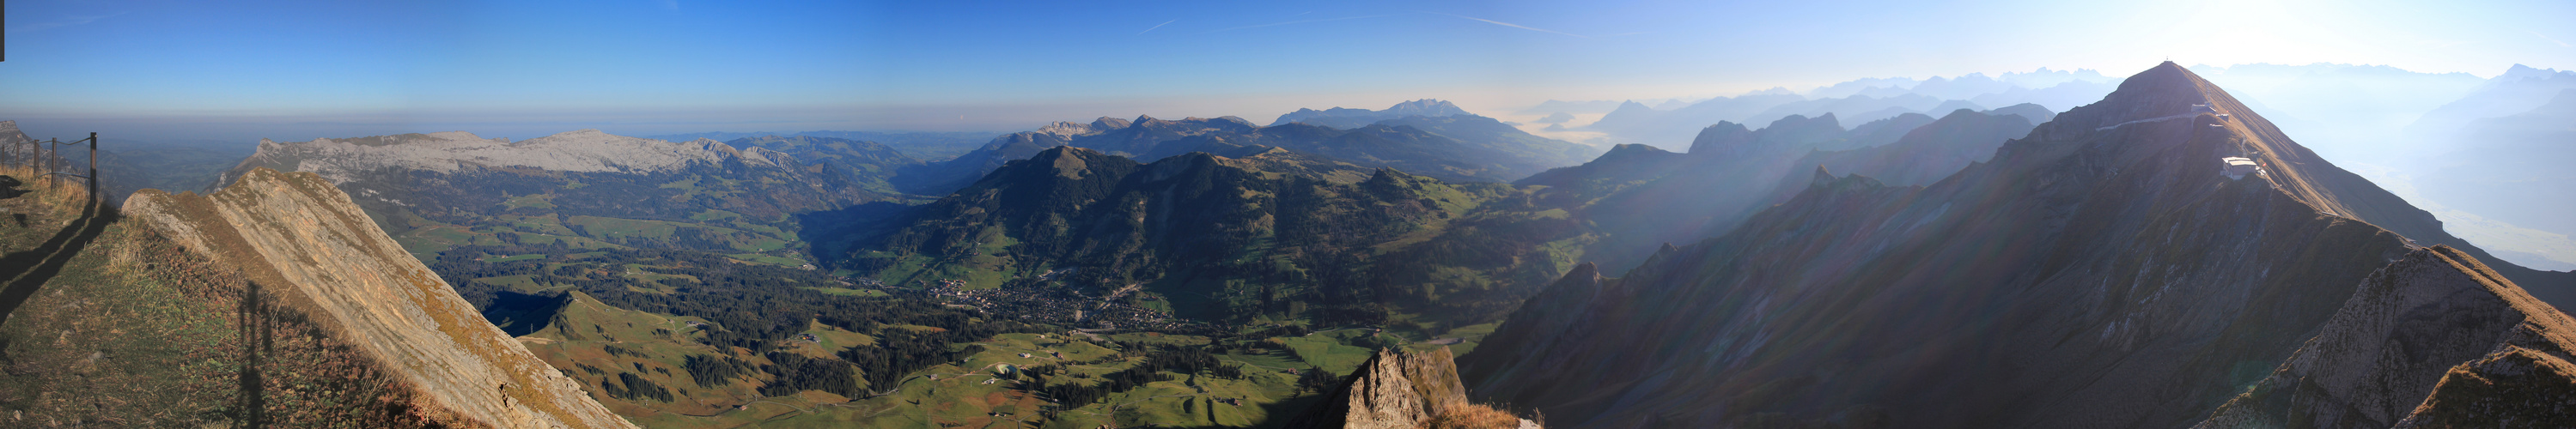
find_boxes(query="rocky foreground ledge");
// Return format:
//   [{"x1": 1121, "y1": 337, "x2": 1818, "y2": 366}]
[{"x1": 125, "y1": 166, "x2": 634, "y2": 429}]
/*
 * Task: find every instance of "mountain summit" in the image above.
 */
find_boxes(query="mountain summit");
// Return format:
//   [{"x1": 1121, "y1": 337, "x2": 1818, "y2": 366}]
[
  {"x1": 1460, "y1": 62, "x2": 2576, "y2": 428},
  {"x1": 2064, "y1": 62, "x2": 2572, "y2": 299}
]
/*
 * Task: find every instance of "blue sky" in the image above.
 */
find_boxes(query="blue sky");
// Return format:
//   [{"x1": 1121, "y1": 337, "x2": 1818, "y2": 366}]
[{"x1": 3, "y1": 0, "x2": 2572, "y2": 141}]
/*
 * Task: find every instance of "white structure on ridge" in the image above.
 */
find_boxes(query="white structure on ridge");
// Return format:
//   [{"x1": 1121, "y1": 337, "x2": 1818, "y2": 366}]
[{"x1": 2221, "y1": 157, "x2": 2263, "y2": 180}]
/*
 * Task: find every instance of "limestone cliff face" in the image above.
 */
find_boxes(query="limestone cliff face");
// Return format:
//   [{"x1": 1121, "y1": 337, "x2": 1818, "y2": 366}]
[
  {"x1": 220, "y1": 130, "x2": 782, "y2": 186},
  {"x1": 1286, "y1": 347, "x2": 1536, "y2": 429},
  {"x1": 123, "y1": 167, "x2": 634, "y2": 429},
  {"x1": 2195, "y1": 245, "x2": 2576, "y2": 428}
]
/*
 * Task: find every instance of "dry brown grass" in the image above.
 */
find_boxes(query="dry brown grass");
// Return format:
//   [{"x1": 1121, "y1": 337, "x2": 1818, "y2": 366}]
[
  {"x1": 0, "y1": 164, "x2": 107, "y2": 225},
  {"x1": 1416, "y1": 404, "x2": 1527, "y2": 429}
]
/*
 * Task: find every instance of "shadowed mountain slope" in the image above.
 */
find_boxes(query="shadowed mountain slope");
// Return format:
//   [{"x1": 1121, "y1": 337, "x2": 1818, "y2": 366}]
[
  {"x1": 1514, "y1": 112, "x2": 1949, "y2": 275},
  {"x1": 2112, "y1": 67, "x2": 2576, "y2": 305},
  {"x1": 850, "y1": 147, "x2": 1583, "y2": 327},
  {"x1": 1460, "y1": 63, "x2": 2575, "y2": 428},
  {"x1": 1763, "y1": 108, "x2": 2037, "y2": 201},
  {"x1": 1581, "y1": 94, "x2": 1810, "y2": 147}
]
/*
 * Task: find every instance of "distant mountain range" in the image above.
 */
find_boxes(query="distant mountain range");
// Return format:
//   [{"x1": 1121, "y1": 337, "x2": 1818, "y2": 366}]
[
  {"x1": 2404, "y1": 64, "x2": 2576, "y2": 144},
  {"x1": 1538, "y1": 68, "x2": 2116, "y2": 148},
  {"x1": 2188, "y1": 63, "x2": 2486, "y2": 163},
  {"x1": 1513, "y1": 108, "x2": 2035, "y2": 274},
  {"x1": 643, "y1": 130, "x2": 1002, "y2": 161},
  {"x1": 1270, "y1": 99, "x2": 1475, "y2": 128},
  {"x1": 2419, "y1": 89, "x2": 2576, "y2": 269},
  {"x1": 1515, "y1": 97, "x2": 1719, "y2": 115},
  {"x1": 895, "y1": 101, "x2": 1599, "y2": 194}
]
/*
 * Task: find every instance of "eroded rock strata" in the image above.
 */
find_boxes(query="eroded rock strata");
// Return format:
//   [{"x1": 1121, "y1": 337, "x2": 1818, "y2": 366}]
[{"x1": 125, "y1": 167, "x2": 633, "y2": 429}]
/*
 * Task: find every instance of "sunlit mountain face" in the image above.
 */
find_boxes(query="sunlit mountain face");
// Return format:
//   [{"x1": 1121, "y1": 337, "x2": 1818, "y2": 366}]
[{"x1": 4, "y1": 1, "x2": 2574, "y2": 427}]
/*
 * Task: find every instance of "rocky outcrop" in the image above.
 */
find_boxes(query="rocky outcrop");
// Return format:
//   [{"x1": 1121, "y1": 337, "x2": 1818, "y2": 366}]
[
  {"x1": 123, "y1": 167, "x2": 634, "y2": 429},
  {"x1": 0, "y1": 120, "x2": 31, "y2": 160},
  {"x1": 2394, "y1": 339, "x2": 2576, "y2": 427},
  {"x1": 1285, "y1": 347, "x2": 1536, "y2": 429},
  {"x1": 2195, "y1": 245, "x2": 2576, "y2": 428}
]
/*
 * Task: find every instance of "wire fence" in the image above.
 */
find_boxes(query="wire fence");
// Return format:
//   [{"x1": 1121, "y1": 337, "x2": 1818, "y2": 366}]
[{"x1": 9, "y1": 132, "x2": 99, "y2": 203}]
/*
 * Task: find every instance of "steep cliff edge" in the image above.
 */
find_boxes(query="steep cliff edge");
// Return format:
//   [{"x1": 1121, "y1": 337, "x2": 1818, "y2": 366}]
[
  {"x1": 1285, "y1": 347, "x2": 1537, "y2": 429},
  {"x1": 124, "y1": 166, "x2": 633, "y2": 428},
  {"x1": 2195, "y1": 245, "x2": 2576, "y2": 428}
]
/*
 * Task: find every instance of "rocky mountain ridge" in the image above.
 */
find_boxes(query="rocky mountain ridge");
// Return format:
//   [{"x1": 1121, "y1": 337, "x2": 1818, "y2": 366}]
[
  {"x1": 1460, "y1": 62, "x2": 2575, "y2": 427},
  {"x1": 2193, "y1": 245, "x2": 2576, "y2": 428},
  {"x1": 125, "y1": 167, "x2": 633, "y2": 428}
]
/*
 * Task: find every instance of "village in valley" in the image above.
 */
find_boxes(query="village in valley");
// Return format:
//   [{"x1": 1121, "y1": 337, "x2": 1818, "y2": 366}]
[{"x1": 874, "y1": 275, "x2": 1221, "y2": 336}]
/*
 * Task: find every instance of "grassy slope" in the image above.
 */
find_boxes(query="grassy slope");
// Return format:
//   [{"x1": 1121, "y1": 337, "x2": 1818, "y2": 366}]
[
  {"x1": 509, "y1": 292, "x2": 1404, "y2": 428},
  {"x1": 408, "y1": 149, "x2": 1557, "y2": 427}
]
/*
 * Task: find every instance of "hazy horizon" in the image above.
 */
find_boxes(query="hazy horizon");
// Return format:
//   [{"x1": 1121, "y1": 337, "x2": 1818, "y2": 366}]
[{"x1": 5, "y1": 0, "x2": 2573, "y2": 142}]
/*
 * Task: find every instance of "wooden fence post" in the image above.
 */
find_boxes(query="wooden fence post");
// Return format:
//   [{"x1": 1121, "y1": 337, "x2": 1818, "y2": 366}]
[{"x1": 88, "y1": 133, "x2": 99, "y2": 202}]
